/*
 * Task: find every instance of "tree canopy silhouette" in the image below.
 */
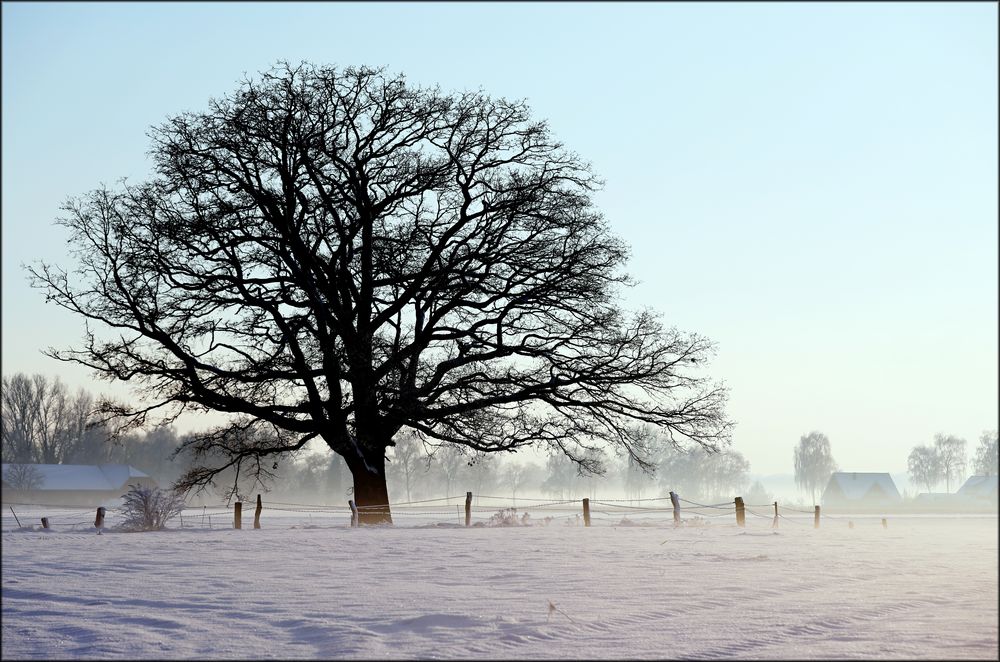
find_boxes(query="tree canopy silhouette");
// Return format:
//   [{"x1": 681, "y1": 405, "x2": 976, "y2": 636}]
[{"x1": 31, "y1": 63, "x2": 731, "y2": 523}]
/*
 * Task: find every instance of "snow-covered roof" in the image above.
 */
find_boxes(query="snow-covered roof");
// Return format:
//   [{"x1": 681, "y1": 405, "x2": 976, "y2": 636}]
[
  {"x1": 956, "y1": 475, "x2": 998, "y2": 497},
  {"x1": 1, "y1": 463, "x2": 153, "y2": 492},
  {"x1": 822, "y1": 472, "x2": 901, "y2": 502}
]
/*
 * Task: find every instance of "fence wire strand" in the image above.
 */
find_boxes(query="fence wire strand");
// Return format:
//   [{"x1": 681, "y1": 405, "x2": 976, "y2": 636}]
[{"x1": 4, "y1": 493, "x2": 895, "y2": 532}]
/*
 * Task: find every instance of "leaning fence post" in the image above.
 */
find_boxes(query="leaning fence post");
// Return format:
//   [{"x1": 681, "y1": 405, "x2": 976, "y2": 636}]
[
  {"x1": 41, "y1": 517, "x2": 49, "y2": 529},
  {"x1": 814, "y1": 505, "x2": 820, "y2": 529},
  {"x1": 234, "y1": 501, "x2": 242, "y2": 529},
  {"x1": 734, "y1": 497, "x2": 745, "y2": 527},
  {"x1": 669, "y1": 491, "x2": 680, "y2": 526},
  {"x1": 465, "y1": 492, "x2": 472, "y2": 527},
  {"x1": 9, "y1": 506, "x2": 22, "y2": 528},
  {"x1": 582, "y1": 498, "x2": 591, "y2": 527},
  {"x1": 772, "y1": 501, "x2": 778, "y2": 529},
  {"x1": 95, "y1": 506, "x2": 106, "y2": 531},
  {"x1": 348, "y1": 500, "x2": 358, "y2": 527},
  {"x1": 254, "y1": 494, "x2": 262, "y2": 529}
]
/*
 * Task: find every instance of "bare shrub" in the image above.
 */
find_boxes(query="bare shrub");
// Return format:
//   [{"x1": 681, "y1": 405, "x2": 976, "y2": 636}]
[
  {"x1": 487, "y1": 507, "x2": 531, "y2": 527},
  {"x1": 118, "y1": 484, "x2": 185, "y2": 531}
]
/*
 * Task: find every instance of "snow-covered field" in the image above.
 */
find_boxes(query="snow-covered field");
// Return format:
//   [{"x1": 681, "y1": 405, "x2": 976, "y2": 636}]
[{"x1": 2, "y1": 505, "x2": 997, "y2": 660}]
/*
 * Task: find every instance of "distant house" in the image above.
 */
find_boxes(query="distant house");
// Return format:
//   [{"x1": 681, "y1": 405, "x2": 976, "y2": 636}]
[
  {"x1": 821, "y1": 472, "x2": 901, "y2": 508},
  {"x1": 1, "y1": 463, "x2": 158, "y2": 507},
  {"x1": 956, "y1": 475, "x2": 998, "y2": 502}
]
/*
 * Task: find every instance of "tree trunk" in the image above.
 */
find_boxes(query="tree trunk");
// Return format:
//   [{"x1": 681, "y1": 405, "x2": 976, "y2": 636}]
[{"x1": 348, "y1": 453, "x2": 393, "y2": 525}]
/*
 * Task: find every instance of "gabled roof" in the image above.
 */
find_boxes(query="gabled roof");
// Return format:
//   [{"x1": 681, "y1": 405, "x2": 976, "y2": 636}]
[
  {"x1": 957, "y1": 475, "x2": 998, "y2": 497},
  {"x1": 823, "y1": 472, "x2": 901, "y2": 502},
  {"x1": 1, "y1": 463, "x2": 153, "y2": 492}
]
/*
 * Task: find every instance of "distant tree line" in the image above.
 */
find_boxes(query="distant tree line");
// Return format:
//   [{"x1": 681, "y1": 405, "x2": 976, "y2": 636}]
[
  {"x1": 383, "y1": 427, "x2": 758, "y2": 506},
  {"x1": 19, "y1": 376, "x2": 993, "y2": 506},
  {"x1": 1, "y1": 372, "x2": 349, "y2": 504},
  {"x1": 907, "y1": 431, "x2": 997, "y2": 494},
  {"x1": 2, "y1": 373, "x2": 106, "y2": 465},
  {"x1": 789, "y1": 427, "x2": 998, "y2": 504}
]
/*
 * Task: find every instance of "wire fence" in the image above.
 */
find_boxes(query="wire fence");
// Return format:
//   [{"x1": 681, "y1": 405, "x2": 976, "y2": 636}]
[{"x1": 2, "y1": 492, "x2": 905, "y2": 533}]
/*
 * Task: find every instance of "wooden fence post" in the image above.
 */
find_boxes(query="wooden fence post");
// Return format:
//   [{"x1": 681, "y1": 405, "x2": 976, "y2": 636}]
[
  {"x1": 772, "y1": 501, "x2": 779, "y2": 529},
  {"x1": 234, "y1": 501, "x2": 242, "y2": 529},
  {"x1": 40, "y1": 517, "x2": 49, "y2": 529},
  {"x1": 582, "y1": 498, "x2": 591, "y2": 527},
  {"x1": 734, "y1": 497, "x2": 745, "y2": 527},
  {"x1": 814, "y1": 505, "x2": 820, "y2": 529},
  {"x1": 254, "y1": 494, "x2": 262, "y2": 529},
  {"x1": 9, "y1": 506, "x2": 22, "y2": 529},
  {"x1": 669, "y1": 491, "x2": 680, "y2": 526},
  {"x1": 881, "y1": 518, "x2": 888, "y2": 529},
  {"x1": 95, "y1": 506, "x2": 106, "y2": 531},
  {"x1": 348, "y1": 500, "x2": 358, "y2": 527},
  {"x1": 465, "y1": 492, "x2": 472, "y2": 527}
]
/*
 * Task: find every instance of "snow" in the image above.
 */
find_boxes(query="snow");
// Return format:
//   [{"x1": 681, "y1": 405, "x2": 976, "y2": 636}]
[{"x1": 2, "y1": 505, "x2": 997, "y2": 659}]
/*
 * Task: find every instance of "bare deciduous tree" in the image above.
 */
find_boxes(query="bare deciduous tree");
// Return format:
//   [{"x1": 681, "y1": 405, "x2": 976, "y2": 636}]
[
  {"x1": 502, "y1": 461, "x2": 540, "y2": 504},
  {"x1": 466, "y1": 451, "x2": 498, "y2": 503},
  {"x1": 1, "y1": 374, "x2": 38, "y2": 463},
  {"x1": 656, "y1": 446, "x2": 749, "y2": 503},
  {"x1": 432, "y1": 445, "x2": 468, "y2": 500},
  {"x1": 793, "y1": 431, "x2": 837, "y2": 505},
  {"x1": 30, "y1": 63, "x2": 731, "y2": 523},
  {"x1": 973, "y1": 430, "x2": 997, "y2": 477},
  {"x1": 623, "y1": 453, "x2": 656, "y2": 503},
  {"x1": 1, "y1": 373, "x2": 108, "y2": 465},
  {"x1": 907, "y1": 444, "x2": 943, "y2": 493},
  {"x1": 541, "y1": 451, "x2": 580, "y2": 500},
  {"x1": 934, "y1": 433, "x2": 967, "y2": 492},
  {"x1": 387, "y1": 432, "x2": 428, "y2": 502}
]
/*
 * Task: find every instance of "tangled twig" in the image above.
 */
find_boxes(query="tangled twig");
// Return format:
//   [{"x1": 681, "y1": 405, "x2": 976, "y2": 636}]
[{"x1": 547, "y1": 600, "x2": 577, "y2": 624}]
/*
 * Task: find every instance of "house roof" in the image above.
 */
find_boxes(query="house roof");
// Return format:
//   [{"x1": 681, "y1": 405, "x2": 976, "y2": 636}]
[
  {"x1": 957, "y1": 475, "x2": 998, "y2": 497},
  {"x1": 1, "y1": 463, "x2": 153, "y2": 492},
  {"x1": 823, "y1": 472, "x2": 901, "y2": 501}
]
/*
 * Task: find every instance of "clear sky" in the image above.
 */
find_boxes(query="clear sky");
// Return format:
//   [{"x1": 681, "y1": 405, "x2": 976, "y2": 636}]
[{"x1": 2, "y1": 2, "x2": 997, "y2": 478}]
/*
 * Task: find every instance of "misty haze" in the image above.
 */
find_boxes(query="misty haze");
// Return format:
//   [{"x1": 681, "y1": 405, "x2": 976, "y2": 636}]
[{"x1": 2, "y1": 3, "x2": 997, "y2": 661}]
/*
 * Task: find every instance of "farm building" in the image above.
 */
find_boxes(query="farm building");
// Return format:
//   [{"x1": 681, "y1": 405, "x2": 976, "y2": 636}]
[
  {"x1": 1, "y1": 463, "x2": 158, "y2": 507},
  {"x1": 821, "y1": 472, "x2": 901, "y2": 508},
  {"x1": 956, "y1": 475, "x2": 998, "y2": 502}
]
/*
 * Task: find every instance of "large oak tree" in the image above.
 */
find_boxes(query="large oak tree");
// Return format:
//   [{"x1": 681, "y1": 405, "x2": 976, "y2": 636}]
[{"x1": 31, "y1": 63, "x2": 731, "y2": 523}]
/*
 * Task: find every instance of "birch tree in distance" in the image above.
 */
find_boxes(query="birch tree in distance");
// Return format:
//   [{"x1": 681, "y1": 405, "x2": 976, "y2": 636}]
[
  {"x1": 794, "y1": 431, "x2": 837, "y2": 505},
  {"x1": 907, "y1": 444, "x2": 943, "y2": 493},
  {"x1": 934, "y1": 433, "x2": 967, "y2": 493},
  {"x1": 30, "y1": 63, "x2": 731, "y2": 523}
]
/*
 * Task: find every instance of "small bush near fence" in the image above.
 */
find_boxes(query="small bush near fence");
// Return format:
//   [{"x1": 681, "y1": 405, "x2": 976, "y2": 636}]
[
  {"x1": 487, "y1": 508, "x2": 532, "y2": 527},
  {"x1": 118, "y1": 484, "x2": 186, "y2": 532}
]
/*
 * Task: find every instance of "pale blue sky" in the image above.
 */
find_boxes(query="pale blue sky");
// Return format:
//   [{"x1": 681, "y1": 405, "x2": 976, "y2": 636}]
[{"x1": 3, "y1": 2, "x2": 997, "y2": 478}]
